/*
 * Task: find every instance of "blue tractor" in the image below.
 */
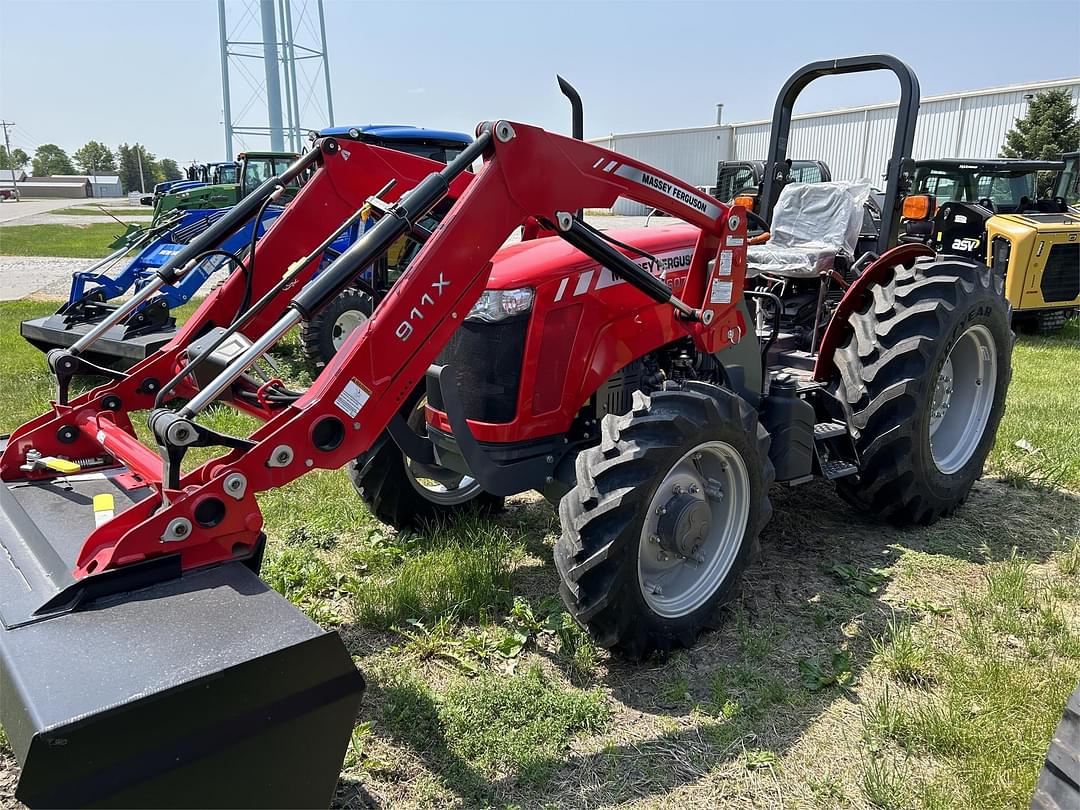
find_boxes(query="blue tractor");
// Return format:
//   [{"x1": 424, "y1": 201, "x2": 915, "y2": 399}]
[{"x1": 20, "y1": 125, "x2": 473, "y2": 367}]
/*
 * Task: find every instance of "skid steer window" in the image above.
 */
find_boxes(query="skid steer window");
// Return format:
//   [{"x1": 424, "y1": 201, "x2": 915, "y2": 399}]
[{"x1": 716, "y1": 164, "x2": 756, "y2": 202}]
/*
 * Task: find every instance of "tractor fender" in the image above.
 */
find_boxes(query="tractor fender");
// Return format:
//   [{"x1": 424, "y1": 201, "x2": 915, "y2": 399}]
[{"x1": 812, "y1": 242, "x2": 934, "y2": 382}]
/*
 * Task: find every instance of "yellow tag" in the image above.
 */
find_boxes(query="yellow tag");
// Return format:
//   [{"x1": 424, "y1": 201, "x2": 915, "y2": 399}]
[
  {"x1": 44, "y1": 458, "x2": 80, "y2": 474},
  {"x1": 93, "y1": 494, "x2": 115, "y2": 527},
  {"x1": 360, "y1": 203, "x2": 372, "y2": 223}
]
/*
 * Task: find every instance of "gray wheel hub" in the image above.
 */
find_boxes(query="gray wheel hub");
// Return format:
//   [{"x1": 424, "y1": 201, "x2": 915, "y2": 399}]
[
  {"x1": 402, "y1": 399, "x2": 484, "y2": 506},
  {"x1": 638, "y1": 441, "x2": 751, "y2": 619},
  {"x1": 657, "y1": 492, "x2": 711, "y2": 558},
  {"x1": 929, "y1": 324, "x2": 997, "y2": 475}
]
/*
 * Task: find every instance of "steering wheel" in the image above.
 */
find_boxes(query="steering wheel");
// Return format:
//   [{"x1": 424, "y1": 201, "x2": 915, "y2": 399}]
[
  {"x1": 977, "y1": 197, "x2": 998, "y2": 213},
  {"x1": 745, "y1": 210, "x2": 769, "y2": 236}
]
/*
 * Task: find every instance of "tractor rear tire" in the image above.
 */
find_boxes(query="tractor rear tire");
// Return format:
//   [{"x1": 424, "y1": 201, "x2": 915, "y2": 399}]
[
  {"x1": 831, "y1": 256, "x2": 1012, "y2": 525},
  {"x1": 348, "y1": 390, "x2": 504, "y2": 531},
  {"x1": 556, "y1": 387, "x2": 773, "y2": 659},
  {"x1": 1031, "y1": 681, "x2": 1080, "y2": 810},
  {"x1": 301, "y1": 289, "x2": 372, "y2": 367}
]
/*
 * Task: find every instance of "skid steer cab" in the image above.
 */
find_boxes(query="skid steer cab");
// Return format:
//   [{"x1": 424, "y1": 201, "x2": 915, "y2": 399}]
[{"x1": 900, "y1": 157, "x2": 1080, "y2": 333}]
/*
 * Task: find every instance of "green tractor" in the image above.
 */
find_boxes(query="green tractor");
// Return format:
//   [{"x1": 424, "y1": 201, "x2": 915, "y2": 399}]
[
  {"x1": 154, "y1": 151, "x2": 299, "y2": 218},
  {"x1": 109, "y1": 152, "x2": 299, "y2": 250}
]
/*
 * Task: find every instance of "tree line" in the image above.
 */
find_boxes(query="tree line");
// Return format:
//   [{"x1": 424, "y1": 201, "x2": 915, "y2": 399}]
[{"x1": 0, "y1": 141, "x2": 182, "y2": 193}]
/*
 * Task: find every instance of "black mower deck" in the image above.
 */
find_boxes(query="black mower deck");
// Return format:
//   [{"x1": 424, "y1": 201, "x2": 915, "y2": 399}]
[
  {"x1": 0, "y1": 448, "x2": 364, "y2": 808},
  {"x1": 21, "y1": 314, "x2": 175, "y2": 365}
]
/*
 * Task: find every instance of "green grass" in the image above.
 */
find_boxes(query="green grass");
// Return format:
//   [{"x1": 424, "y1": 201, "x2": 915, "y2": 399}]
[
  {"x1": 0, "y1": 222, "x2": 131, "y2": 257},
  {"x1": 62, "y1": 207, "x2": 151, "y2": 217},
  {"x1": 0, "y1": 300, "x2": 1077, "y2": 806},
  {"x1": 990, "y1": 319, "x2": 1080, "y2": 489},
  {"x1": 861, "y1": 551, "x2": 1080, "y2": 809},
  {"x1": 378, "y1": 663, "x2": 606, "y2": 801},
  {"x1": 350, "y1": 519, "x2": 517, "y2": 629}
]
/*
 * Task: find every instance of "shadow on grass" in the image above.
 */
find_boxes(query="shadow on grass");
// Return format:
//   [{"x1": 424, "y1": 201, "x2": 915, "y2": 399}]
[{"x1": 328, "y1": 474, "x2": 1080, "y2": 808}]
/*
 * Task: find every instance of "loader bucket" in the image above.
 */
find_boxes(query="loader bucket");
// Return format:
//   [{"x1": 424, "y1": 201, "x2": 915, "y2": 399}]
[{"x1": 0, "y1": 441, "x2": 365, "y2": 808}]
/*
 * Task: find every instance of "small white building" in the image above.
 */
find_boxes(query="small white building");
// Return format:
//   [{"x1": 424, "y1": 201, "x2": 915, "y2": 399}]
[{"x1": 52, "y1": 174, "x2": 123, "y2": 198}]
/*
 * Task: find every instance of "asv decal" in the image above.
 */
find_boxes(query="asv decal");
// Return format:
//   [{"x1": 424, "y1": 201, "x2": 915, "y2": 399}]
[
  {"x1": 951, "y1": 237, "x2": 981, "y2": 252},
  {"x1": 396, "y1": 273, "x2": 450, "y2": 341}
]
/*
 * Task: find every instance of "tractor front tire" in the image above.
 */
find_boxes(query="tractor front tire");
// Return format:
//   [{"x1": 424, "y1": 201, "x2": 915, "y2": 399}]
[
  {"x1": 832, "y1": 256, "x2": 1012, "y2": 525},
  {"x1": 301, "y1": 288, "x2": 372, "y2": 367},
  {"x1": 556, "y1": 387, "x2": 774, "y2": 659},
  {"x1": 1031, "y1": 681, "x2": 1080, "y2": 810},
  {"x1": 348, "y1": 391, "x2": 504, "y2": 531}
]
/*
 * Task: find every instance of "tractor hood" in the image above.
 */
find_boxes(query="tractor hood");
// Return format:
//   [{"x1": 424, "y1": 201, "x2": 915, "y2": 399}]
[{"x1": 486, "y1": 224, "x2": 700, "y2": 289}]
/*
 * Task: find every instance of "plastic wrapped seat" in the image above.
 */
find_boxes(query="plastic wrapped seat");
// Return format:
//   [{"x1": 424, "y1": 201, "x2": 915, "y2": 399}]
[{"x1": 747, "y1": 181, "x2": 871, "y2": 278}]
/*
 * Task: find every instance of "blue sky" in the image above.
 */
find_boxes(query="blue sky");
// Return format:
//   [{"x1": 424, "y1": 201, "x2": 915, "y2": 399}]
[{"x1": 1, "y1": 0, "x2": 1078, "y2": 165}]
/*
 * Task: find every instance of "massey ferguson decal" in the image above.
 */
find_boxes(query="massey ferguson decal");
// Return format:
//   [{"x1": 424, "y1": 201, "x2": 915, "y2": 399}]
[
  {"x1": 594, "y1": 162, "x2": 723, "y2": 219},
  {"x1": 553, "y1": 248, "x2": 695, "y2": 302}
]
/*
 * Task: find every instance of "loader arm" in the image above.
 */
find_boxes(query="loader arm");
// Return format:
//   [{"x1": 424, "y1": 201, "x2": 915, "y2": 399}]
[
  {"x1": 1, "y1": 141, "x2": 475, "y2": 477},
  {"x1": 10, "y1": 121, "x2": 749, "y2": 603}
]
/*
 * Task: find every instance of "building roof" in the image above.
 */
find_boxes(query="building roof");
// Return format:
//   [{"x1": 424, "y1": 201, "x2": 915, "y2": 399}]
[
  {"x1": 588, "y1": 75, "x2": 1080, "y2": 142},
  {"x1": 22, "y1": 176, "x2": 91, "y2": 186},
  {"x1": 915, "y1": 158, "x2": 1065, "y2": 172},
  {"x1": 52, "y1": 174, "x2": 120, "y2": 183}
]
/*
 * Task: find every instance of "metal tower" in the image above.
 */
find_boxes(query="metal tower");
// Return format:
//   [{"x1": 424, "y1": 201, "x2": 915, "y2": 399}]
[{"x1": 217, "y1": 0, "x2": 335, "y2": 159}]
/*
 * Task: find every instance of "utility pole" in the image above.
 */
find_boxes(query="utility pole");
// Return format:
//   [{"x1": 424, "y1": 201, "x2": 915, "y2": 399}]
[
  {"x1": 136, "y1": 143, "x2": 146, "y2": 193},
  {"x1": 0, "y1": 120, "x2": 18, "y2": 197}
]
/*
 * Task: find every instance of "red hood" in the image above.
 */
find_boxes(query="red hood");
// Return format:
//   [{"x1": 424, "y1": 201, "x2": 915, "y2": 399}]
[{"x1": 486, "y1": 224, "x2": 700, "y2": 289}]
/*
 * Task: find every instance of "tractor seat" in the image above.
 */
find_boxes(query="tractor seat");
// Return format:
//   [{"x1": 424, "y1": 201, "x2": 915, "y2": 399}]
[{"x1": 747, "y1": 181, "x2": 870, "y2": 278}]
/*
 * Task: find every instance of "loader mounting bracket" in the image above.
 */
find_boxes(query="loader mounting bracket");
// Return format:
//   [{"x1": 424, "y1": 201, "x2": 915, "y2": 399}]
[{"x1": 431, "y1": 364, "x2": 556, "y2": 496}]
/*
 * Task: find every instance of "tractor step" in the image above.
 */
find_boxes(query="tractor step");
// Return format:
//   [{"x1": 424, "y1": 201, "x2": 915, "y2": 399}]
[
  {"x1": 813, "y1": 420, "x2": 848, "y2": 440},
  {"x1": 820, "y1": 459, "x2": 858, "y2": 480},
  {"x1": 0, "y1": 444, "x2": 364, "y2": 807}
]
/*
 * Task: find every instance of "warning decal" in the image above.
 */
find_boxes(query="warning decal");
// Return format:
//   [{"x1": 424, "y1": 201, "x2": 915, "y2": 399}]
[
  {"x1": 710, "y1": 280, "x2": 733, "y2": 304},
  {"x1": 334, "y1": 377, "x2": 370, "y2": 418},
  {"x1": 718, "y1": 250, "x2": 733, "y2": 276}
]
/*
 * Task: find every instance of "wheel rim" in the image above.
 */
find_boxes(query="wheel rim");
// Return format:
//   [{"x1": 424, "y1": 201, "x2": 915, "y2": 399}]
[
  {"x1": 929, "y1": 324, "x2": 997, "y2": 474},
  {"x1": 402, "y1": 399, "x2": 485, "y2": 506},
  {"x1": 637, "y1": 441, "x2": 751, "y2": 619},
  {"x1": 330, "y1": 309, "x2": 368, "y2": 351}
]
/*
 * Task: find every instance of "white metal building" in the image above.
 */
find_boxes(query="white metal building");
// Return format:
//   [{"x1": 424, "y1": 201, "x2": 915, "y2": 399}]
[
  {"x1": 52, "y1": 174, "x2": 123, "y2": 198},
  {"x1": 591, "y1": 77, "x2": 1080, "y2": 214}
]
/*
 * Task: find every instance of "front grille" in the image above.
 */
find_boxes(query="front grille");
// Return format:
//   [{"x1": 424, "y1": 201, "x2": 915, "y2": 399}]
[
  {"x1": 1040, "y1": 243, "x2": 1080, "y2": 303},
  {"x1": 426, "y1": 315, "x2": 528, "y2": 424}
]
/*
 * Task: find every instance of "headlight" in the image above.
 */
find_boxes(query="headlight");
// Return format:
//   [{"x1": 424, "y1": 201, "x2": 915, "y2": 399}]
[{"x1": 465, "y1": 287, "x2": 534, "y2": 323}]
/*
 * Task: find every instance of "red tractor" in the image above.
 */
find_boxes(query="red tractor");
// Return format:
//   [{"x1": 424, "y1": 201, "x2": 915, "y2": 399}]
[
  {"x1": 357, "y1": 55, "x2": 1011, "y2": 656},
  {"x1": 0, "y1": 56, "x2": 1010, "y2": 806}
]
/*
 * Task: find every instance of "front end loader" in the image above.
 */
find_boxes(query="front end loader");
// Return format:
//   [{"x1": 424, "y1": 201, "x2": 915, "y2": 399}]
[{"x1": 0, "y1": 102, "x2": 757, "y2": 804}]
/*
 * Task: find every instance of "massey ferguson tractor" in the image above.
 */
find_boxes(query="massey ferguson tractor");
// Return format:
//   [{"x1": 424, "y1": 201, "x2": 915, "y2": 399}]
[{"x1": 0, "y1": 56, "x2": 1011, "y2": 807}]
